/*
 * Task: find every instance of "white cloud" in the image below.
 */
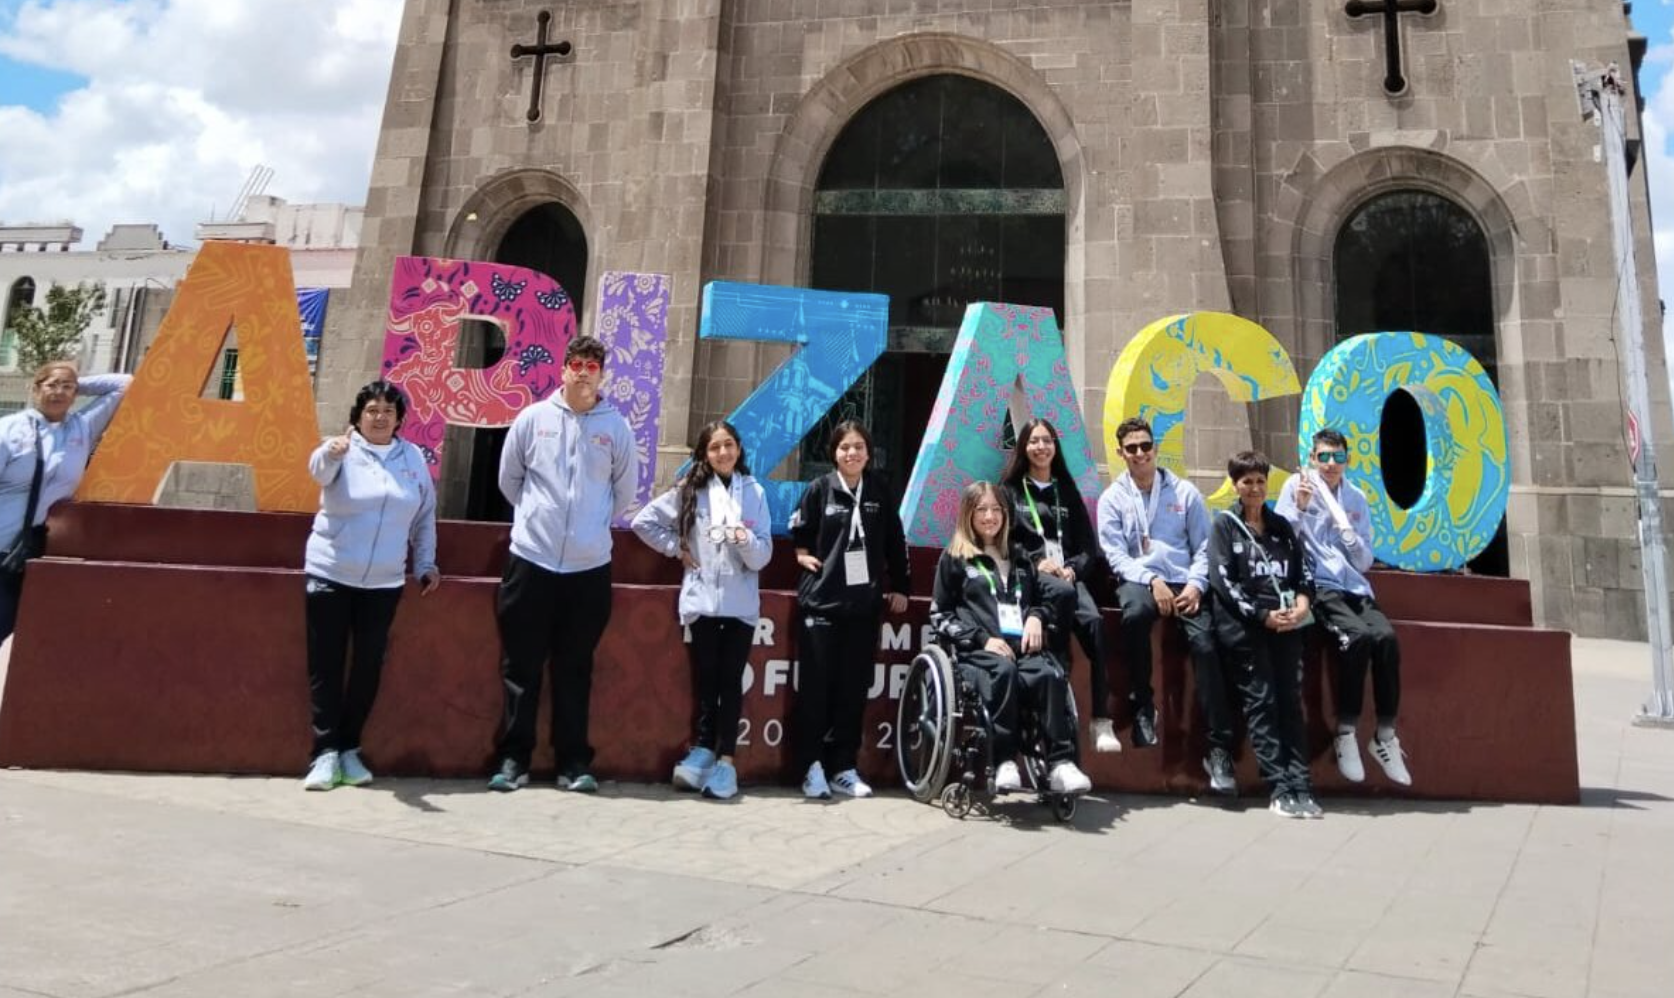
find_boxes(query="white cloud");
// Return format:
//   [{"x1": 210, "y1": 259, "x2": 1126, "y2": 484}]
[
  {"x1": 0, "y1": 0, "x2": 402, "y2": 247},
  {"x1": 1644, "y1": 44, "x2": 1674, "y2": 330}
]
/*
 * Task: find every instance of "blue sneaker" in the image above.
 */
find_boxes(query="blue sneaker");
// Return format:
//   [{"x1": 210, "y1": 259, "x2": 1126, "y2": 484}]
[
  {"x1": 672, "y1": 746, "x2": 717, "y2": 792},
  {"x1": 701, "y1": 760, "x2": 739, "y2": 800},
  {"x1": 487, "y1": 758, "x2": 528, "y2": 793},
  {"x1": 557, "y1": 770, "x2": 599, "y2": 793}
]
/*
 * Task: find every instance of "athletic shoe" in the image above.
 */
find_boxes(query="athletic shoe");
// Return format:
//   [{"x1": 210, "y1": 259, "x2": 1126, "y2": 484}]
[
  {"x1": 1269, "y1": 792, "x2": 1306, "y2": 819},
  {"x1": 802, "y1": 762, "x2": 832, "y2": 800},
  {"x1": 830, "y1": 769, "x2": 874, "y2": 798},
  {"x1": 1369, "y1": 734, "x2": 1412, "y2": 786},
  {"x1": 1296, "y1": 792, "x2": 1324, "y2": 819},
  {"x1": 1132, "y1": 706, "x2": 1159, "y2": 748},
  {"x1": 672, "y1": 746, "x2": 717, "y2": 792},
  {"x1": 1333, "y1": 731, "x2": 1366, "y2": 783},
  {"x1": 557, "y1": 770, "x2": 599, "y2": 793},
  {"x1": 701, "y1": 760, "x2": 738, "y2": 800},
  {"x1": 1091, "y1": 718, "x2": 1123, "y2": 753},
  {"x1": 487, "y1": 757, "x2": 528, "y2": 792},
  {"x1": 994, "y1": 760, "x2": 1023, "y2": 793},
  {"x1": 302, "y1": 751, "x2": 339, "y2": 791},
  {"x1": 1203, "y1": 748, "x2": 1236, "y2": 795},
  {"x1": 338, "y1": 748, "x2": 373, "y2": 787},
  {"x1": 1048, "y1": 761, "x2": 1093, "y2": 795}
]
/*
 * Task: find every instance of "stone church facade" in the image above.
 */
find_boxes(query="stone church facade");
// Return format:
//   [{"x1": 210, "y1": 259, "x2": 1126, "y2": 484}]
[{"x1": 325, "y1": 0, "x2": 1664, "y2": 639}]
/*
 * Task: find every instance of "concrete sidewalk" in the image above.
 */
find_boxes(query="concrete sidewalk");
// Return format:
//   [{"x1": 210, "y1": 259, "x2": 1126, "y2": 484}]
[{"x1": 1, "y1": 638, "x2": 1670, "y2": 998}]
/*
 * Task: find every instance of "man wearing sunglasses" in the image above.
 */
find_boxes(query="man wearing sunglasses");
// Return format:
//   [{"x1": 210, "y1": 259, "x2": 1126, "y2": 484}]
[
  {"x1": 1275, "y1": 428, "x2": 1411, "y2": 787},
  {"x1": 1096, "y1": 418, "x2": 1231, "y2": 782},
  {"x1": 489, "y1": 335, "x2": 638, "y2": 794}
]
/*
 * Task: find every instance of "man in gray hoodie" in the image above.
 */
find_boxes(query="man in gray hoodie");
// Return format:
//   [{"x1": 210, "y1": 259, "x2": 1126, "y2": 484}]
[{"x1": 489, "y1": 335, "x2": 639, "y2": 793}]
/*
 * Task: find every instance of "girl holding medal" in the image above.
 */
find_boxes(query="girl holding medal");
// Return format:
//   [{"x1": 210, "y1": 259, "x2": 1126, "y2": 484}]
[
  {"x1": 789, "y1": 421, "x2": 910, "y2": 800},
  {"x1": 632, "y1": 421, "x2": 773, "y2": 800},
  {"x1": 1207, "y1": 450, "x2": 1320, "y2": 819},
  {"x1": 999, "y1": 418, "x2": 1119, "y2": 754},
  {"x1": 930, "y1": 482, "x2": 1092, "y2": 796}
]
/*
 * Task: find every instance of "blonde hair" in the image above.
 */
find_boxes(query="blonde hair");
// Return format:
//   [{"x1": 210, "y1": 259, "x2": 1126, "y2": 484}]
[
  {"x1": 31, "y1": 361, "x2": 78, "y2": 388},
  {"x1": 947, "y1": 481, "x2": 1010, "y2": 559}
]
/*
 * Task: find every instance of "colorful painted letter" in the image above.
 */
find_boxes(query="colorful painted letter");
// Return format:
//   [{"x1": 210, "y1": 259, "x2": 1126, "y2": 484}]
[
  {"x1": 79, "y1": 242, "x2": 321, "y2": 511},
  {"x1": 900, "y1": 303, "x2": 1102, "y2": 546},
  {"x1": 380, "y1": 259, "x2": 670, "y2": 520},
  {"x1": 697, "y1": 281, "x2": 889, "y2": 531},
  {"x1": 1104, "y1": 311, "x2": 1303, "y2": 501},
  {"x1": 1299, "y1": 332, "x2": 1509, "y2": 571}
]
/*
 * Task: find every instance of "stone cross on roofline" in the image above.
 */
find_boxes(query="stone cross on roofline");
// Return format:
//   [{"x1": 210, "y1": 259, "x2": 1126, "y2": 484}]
[{"x1": 1346, "y1": 0, "x2": 1440, "y2": 97}]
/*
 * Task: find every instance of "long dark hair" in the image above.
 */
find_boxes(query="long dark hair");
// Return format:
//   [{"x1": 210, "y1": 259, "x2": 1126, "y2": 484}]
[
  {"x1": 677, "y1": 421, "x2": 750, "y2": 544},
  {"x1": 1000, "y1": 417, "x2": 1085, "y2": 510}
]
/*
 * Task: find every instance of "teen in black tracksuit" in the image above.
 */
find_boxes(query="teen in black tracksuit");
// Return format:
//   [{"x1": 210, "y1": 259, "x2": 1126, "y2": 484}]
[
  {"x1": 1207, "y1": 451, "x2": 1321, "y2": 820},
  {"x1": 930, "y1": 481, "x2": 1090, "y2": 795},
  {"x1": 789, "y1": 421, "x2": 910, "y2": 800},
  {"x1": 1000, "y1": 417, "x2": 1115, "y2": 751}
]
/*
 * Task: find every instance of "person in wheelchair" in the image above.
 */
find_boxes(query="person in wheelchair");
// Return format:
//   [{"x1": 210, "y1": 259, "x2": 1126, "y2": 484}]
[{"x1": 929, "y1": 481, "x2": 1093, "y2": 796}]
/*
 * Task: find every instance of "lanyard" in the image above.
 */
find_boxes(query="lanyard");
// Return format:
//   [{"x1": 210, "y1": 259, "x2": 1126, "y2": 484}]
[
  {"x1": 707, "y1": 475, "x2": 740, "y2": 527},
  {"x1": 1220, "y1": 510, "x2": 1287, "y2": 596},
  {"x1": 1023, "y1": 479, "x2": 1062, "y2": 540},
  {"x1": 974, "y1": 559, "x2": 1022, "y2": 603},
  {"x1": 1128, "y1": 472, "x2": 1165, "y2": 541},
  {"x1": 835, "y1": 473, "x2": 865, "y2": 545}
]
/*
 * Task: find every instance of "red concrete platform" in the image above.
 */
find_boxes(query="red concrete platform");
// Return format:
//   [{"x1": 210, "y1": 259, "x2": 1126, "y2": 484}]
[{"x1": 0, "y1": 503, "x2": 1577, "y2": 803}]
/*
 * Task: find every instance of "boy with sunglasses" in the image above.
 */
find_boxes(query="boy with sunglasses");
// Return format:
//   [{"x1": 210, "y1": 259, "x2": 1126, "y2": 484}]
[
  {"x1": 489, "y1": 335, "x2": 638, "y2": 793},
  {"x1": 1096, "y1": 418, "x2": 1233, "y2": 790},
  {"x1": 1275, "y1": 428, "x2": 1411, "y2": 787}
]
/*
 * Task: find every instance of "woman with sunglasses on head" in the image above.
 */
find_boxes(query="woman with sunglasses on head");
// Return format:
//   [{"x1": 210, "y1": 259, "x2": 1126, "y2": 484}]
[
  {"x1": 931, "y1": 481, "x2": 1091, "y2": 796},
  {"x1": 0, "y1": 361, "x2": 131, "y2": 641},
  {"x1": 1207, "y1": 450, "x2": 1319, "y2": 819},
  {"x1": 1000, "y1": 418, "x2": 1120, "y2": 754},
  {"x1": 632, "y1": 420, "x2": 773, "y2": 800},
  {"x1": 789, "y1": 420, "x2": 910, "y2": 800},
  {"x1": 301, "y1": 380, "x2": 440, "y2": 791}
]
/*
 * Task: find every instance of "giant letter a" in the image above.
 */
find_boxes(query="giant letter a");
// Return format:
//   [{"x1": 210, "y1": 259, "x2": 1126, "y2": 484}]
[{"x1": 79, "y1": 242, "x2": 320, "y2": 511}]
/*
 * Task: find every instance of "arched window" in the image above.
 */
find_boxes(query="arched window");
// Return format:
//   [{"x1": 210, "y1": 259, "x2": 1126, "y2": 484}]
[
  {"x1": 1333, "y1": 189, "x2": 1504, "y2": 574},
  {"x1": 807, "y1": 74, "x2": 1065, "y2": 475},
  {"x1": 453, "y1": 202, "x2": 589, "y2": 521},
  {"x1": 2, "y1": 277, "x2": 37, "y2": 372}
]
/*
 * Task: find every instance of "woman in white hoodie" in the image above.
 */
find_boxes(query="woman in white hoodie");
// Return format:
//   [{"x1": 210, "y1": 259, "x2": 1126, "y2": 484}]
[
  {"x1": 632, "y1": 420, "x2": 773, "y2": 799},
  {"x1": 301, "y1": 381, "x2": 440, "y2": 791}
]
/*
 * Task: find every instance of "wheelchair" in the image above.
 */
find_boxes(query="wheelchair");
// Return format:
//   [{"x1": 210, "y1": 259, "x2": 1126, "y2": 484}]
[{"x1": 895, "y1": 642, "x2": 1081, "y2": 822}]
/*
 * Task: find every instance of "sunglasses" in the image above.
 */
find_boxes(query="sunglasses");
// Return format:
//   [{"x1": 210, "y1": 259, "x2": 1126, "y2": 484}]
[
  {"x1": 566, "y1": 358, "x2": 602, "y2": 374},
  {"x1": 1314, "y1": 450, "x2": 1349, "y2": 465},
  {"x1": 1122, "y1": 440, "x2": 1155, "y2": 455}
]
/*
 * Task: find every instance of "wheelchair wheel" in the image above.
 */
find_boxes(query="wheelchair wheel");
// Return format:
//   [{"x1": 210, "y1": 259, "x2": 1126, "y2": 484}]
[
  {"x1": 897, "y1": 645, "x2": 956, "y2": 803},
  {"x1": 1051, "y1": 793, "x2": 1077, "y2": 823}
]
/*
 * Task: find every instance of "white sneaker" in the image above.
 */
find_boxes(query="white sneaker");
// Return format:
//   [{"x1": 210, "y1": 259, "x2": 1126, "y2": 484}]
[
  {"x1": 338, "y1": 748, "x2": 373, "y2": 787},
  {"x1": 830, "y1": 769, "x2": 874, "y2": 798},
  {"x1": 994, "y1": 760, "x2": 1022, "y2": 793},
  {"x1": 1091, "y1": 718, "x2": 1122, "y2": 753},
  {"x1": 1048, "y1": 761, "x2": 1092, "y2": 795},
  {"x1": 802, "y1": 762, "x2": 832, "y2": 800},
  {"x1": 302, "y1": 751, "x2": 339, "y2": 791},
  {"x1": 1369, "y1": 734, "x2": 1412, "y2": 786},
  {"x1": 1333, "y1": 731, "x2": 1365, "y2": 783}
]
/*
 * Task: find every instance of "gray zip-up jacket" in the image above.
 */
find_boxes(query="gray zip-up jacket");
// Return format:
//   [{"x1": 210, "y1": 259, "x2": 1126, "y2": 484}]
[
  {"x1": 1096, "y1": 468, "x2": 1211, "y2": 591},
  {"x1": 304, "y1": 432, "x2": 437, "y2": 590},
  {"x1": 1274, "y1": 473, "x2": 1376, "y2": 597},
  {"x1": 500, "y1": 393, "x2": 638, "y2": 574},
  {"x1": 631, "y1": 473, "x2": 774, "y2": 625}
]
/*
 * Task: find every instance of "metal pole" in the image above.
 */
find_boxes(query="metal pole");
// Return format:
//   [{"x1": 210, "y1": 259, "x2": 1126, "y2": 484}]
[{"x1": 1581, "y1": 64, "x2": 1674, "y2": 724}]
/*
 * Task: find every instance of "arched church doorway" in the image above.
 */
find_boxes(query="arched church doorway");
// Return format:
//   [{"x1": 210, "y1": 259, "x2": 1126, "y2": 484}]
[
  {"x1": 453, "y1": 201, "x2": 589, "y2": 521},
  {"x1": 806, "y1": 73, "x2": 1066, "y2": 480},
  {"x1": 1333, "y1": 189, "x2": 1506, "y2": 575}
]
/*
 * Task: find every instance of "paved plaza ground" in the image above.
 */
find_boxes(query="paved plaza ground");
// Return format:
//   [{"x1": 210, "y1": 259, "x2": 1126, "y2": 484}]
[{"x1": 1, "y1": 637, "x2": 1670, "y2": 998}]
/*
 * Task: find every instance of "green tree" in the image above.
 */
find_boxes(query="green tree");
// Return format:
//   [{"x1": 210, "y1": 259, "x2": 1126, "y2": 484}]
[{"x1": 9, "y1": 282, "x2": 106, "y2": 373}]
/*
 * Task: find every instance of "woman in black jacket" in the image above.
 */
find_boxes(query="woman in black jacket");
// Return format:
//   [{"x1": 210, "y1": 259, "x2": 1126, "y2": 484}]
[
  {"x1": 1000, "y1": 417, "x2": 1118, "y2": 753},
  {"x1": 789, "y1": 421, "x2": 910, "y2": 800},
  {"x1": 1207, "y1": 450, "x2": 1320, "y2": 820},
  {"x1": 930, "y1": 481, "x2": 1091, "y2": 796}
]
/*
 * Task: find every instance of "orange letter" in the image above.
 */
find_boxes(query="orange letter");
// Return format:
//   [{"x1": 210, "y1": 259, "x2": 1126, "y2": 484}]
[{"x1": 79, "y1": 242, "x2": 320, "y2": 511}]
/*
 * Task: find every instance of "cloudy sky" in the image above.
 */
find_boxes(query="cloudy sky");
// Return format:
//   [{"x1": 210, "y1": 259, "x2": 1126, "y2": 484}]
[{"x1": 0, "y1": 0, "x2": 1670, "y2": 303}]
